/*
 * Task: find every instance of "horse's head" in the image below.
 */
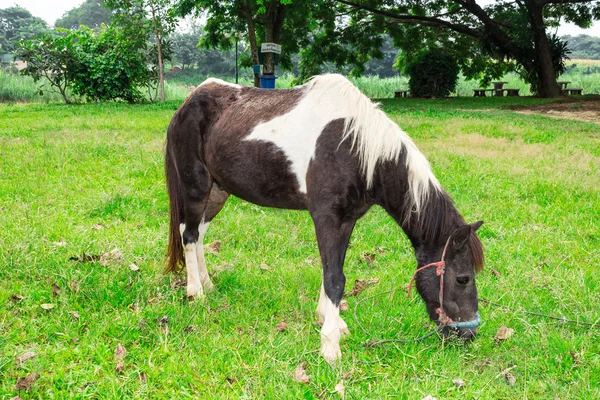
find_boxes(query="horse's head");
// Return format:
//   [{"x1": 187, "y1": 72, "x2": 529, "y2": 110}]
[{"x1": 415, "y1": 221, "x2": 484, "y2": 340}]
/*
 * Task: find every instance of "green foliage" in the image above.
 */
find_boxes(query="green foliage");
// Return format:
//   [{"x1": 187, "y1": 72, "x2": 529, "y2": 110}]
[
  {"x1": 407, "y1": 48, "x2": 459, "y2": 98},
  {"x1": 70, "y1": 26, "x2": 152, "y2": 103},
  {"x1": 0, "y1": 6, "x2": 49, "y2": 53},
  {"x1": 54, "y1": 0, "x2": 113, "y2": 30},
  {"x1": 14, "y1": 32, "x2": 79, "y2": 103}
]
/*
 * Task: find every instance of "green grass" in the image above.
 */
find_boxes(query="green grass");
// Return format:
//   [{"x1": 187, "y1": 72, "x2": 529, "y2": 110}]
[{"x1": 1, "y1": 96, "x2": 599, "y2": 398}]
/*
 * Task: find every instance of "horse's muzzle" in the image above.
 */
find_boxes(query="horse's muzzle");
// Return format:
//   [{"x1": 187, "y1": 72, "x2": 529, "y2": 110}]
[
  {"x1": 440, "y1": 326, "x2": 478, "y2": 341},
  {"x1": 439, "y1": 312, "x2": 481, "y2": 341}
]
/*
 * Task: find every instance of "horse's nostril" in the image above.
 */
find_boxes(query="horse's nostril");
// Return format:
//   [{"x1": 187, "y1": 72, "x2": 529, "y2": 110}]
[{"x1": 456, "y1": 276, "x2": 470, "y2": 285}]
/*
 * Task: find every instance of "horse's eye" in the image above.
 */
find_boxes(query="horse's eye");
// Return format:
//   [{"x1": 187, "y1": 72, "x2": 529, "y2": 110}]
[{"x1": 456, "y1": 276, "x2": 470, "y2": 285}]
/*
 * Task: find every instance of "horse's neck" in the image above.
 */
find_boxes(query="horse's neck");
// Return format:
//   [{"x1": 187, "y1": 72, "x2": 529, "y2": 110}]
[{"x1": 373, "y1": 162, "x2": 463, "y2": 265}]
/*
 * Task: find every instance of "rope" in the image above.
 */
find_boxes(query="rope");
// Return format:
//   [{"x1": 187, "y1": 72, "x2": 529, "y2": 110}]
[{"x1": 353, "y1": 289, "x2": 441, "y2": 348}]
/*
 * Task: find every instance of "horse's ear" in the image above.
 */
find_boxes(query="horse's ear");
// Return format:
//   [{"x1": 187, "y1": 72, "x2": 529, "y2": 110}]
[
  {"x1": 470, "y1": 220, "x2": 484, "y2": 231},
  {"x1": 450, "y1": 224, "x2": 472, "y2": 250}
]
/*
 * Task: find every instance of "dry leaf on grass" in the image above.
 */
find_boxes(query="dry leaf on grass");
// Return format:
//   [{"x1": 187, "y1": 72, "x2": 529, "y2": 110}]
[
  {"x1": 68, "y1": 311, "x2": 79, "y2": 320},
  {"x1": 16, "y1": 351, "x2": 36, "y2": 365},
  {"x1": 503, "y1": 371, "x2": 516, "y2": 386},
  {"x1": 335, "y1": 380, "x2": 345, "y2": 399},
  {"x1": 15, "y1": 372, "x2": 40, "y2": 392},
  {"x1": 53, "y1": 240, "x2": 67, "y2": 247},
  {"x1": 452, "y1": 378, "x2": 465, "y2": 388},
  {"x1": 294, "y1": 361, "x2": 311, "y2": 384},
  {"x1": 260, "y1": 263, "x2": 272, "y2": 271},
  {"x1": 157, "y1": 316, "x2": 169, "y2": 325},
  {"x1": 52, "y1": 284, "x2": 61, "y2": 296},
  {"x1": 92, "y1": 223, "x2": 105, "y2": 230},
  {"x1": 129, "y1": 263, "x2": 140, "y2": 272},
  {"x1": 139, "y1": 372, "x2": 147, "y2": 384},
  {"x1": 40, "y1": 303, "x2": 55, "y2": 310},
  {"x1": 495, "y1": 326, "x2": 515, "y2": 341},
  {"x1": 10, "y1": 294, "x2": 24, "y2": 302},
  {"x1": 205, "y1": 240, "x2": 221, "y2": 255},
  {"x1": 360, "y1": 252, "x2": 376, "y2": 264},
  {"x1": 114, "y1": 344, "x2": 127, "y2": 361},
  {"x1": 115, "y1": 361, "x2": 125, "y2": 373},
  {"x1": 346, "y1": 278, "x2": 379, "y2": 297},
  {"x1": 490, "y1": 268, "x2": 501, "y2": 277},
  {"x1": 100, "y1": 248, "x2": 122, "y2": 266},
  {"x1": 304, "y1": 256, "x2": 317, "y2": 264},
  {"x1": 340, "y1": 300, "x2": 349, "y2": 312},
  {"x1": 10, "y1": 396, "x2": 23, "y2": 400},
  {"x1": 375, "y1": 247, "x2": 387, "y2": 255},
  {"x1": 570, "y1": 350, "x2": 581, "y2": 365},
  {"x1": 422, "y1": 396, "x2": 438, "y2": 400},
  {"x1": 275, "y1": 321, "x2": 289, "y2": 332}
]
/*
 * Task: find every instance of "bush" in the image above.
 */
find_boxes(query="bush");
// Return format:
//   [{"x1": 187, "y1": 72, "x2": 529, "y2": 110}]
[
  {"x1": 406, "y1": 48, "x2": 459, "y2": 98},
  {"x1": 71, "y1": 26, "x2": 151, "y2": 103}
]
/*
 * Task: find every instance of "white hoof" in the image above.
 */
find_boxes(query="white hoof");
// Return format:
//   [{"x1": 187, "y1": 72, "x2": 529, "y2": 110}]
[
  {"x1": 320, "y1": 341, "x2": 342, "y2": 363},
  {"x1": 320, "y1": 329, "x2": 342, "y2": 363},
  {"x1": 187, "y1": 283, "x2": 204, "y2": 298}
]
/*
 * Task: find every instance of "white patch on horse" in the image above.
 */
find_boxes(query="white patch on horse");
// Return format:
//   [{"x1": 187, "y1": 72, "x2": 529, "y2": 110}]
[
  {"x1": 320, "y1": 296, "x2": 342, "y2": 362},
  {"x1": 180, "y1": 222, "x2": 205, "y2": 298},
  {"x1": 244, "y1": 74, "x2": 439, "y2": 212},
  {"x1": 316, "y1": 283, "x2": 326, "y2": 322},
  {"x1": 199, "y1": 77, "x2": 240, "y2": 89},
  {"x1": 196, "y1": 220, "x2": 213, "y2": 291}
]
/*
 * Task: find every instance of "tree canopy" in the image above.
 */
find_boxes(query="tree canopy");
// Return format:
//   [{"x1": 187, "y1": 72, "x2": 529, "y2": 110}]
[
  {"x1": 326, "y1": 0, "x2": 600, "y2": 97},
  {"x1": 54, "y1": 0, "x2": 113, "y2": 30},
  {"x1": 0, "y1": 6, "x2": 49, "y2": 53}
]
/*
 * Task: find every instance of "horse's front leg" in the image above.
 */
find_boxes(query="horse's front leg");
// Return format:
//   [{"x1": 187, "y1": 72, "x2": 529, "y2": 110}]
[{"x1": 312, "y1": 213, "x2": 356, "y2": 363}]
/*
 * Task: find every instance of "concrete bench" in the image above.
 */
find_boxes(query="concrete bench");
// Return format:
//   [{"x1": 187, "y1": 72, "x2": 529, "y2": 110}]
[
  {"x1": 473, "y1": 89, "x2": 495, "y2": 97},
  {"x1": 562, "y1": 88, "x2": 583, "y2": 96},
  {"x1": 505, "y1": 88, "x2": 520, "y2": 97},
  {"x1": 394, "y1": 90, "x2": 411, "y2": 98}
]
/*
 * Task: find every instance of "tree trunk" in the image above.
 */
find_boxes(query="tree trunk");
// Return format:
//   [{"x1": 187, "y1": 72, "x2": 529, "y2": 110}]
[
  {"x1": 527, "y1": 1, "x2": 561, "y2": 98},
  {"x1": 150, "y1": 4, "x2": 165, "y2": 102},
  {"x1": 245, "y1": 16, "x2": 260, "y2": 86}
]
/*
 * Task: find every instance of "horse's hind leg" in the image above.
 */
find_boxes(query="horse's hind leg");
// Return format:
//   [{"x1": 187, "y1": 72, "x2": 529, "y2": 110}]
[
  {"x1": 195, "y1": 184, "x2": 229, "y2": 292},
  {"x1": 177, "y1": 157, "x2": 214, "y2": 298}
]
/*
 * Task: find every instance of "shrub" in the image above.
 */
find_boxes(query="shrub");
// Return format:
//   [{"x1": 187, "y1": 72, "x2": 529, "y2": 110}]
[
  {"x1": 71, "y1": 26, "x2": 151, "y2": 103},
  {"x1": 406, "y1": 48, "x2": 459, "y2": 98}
]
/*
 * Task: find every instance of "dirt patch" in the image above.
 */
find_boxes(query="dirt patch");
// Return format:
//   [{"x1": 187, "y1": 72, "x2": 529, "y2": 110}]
[{"x1": 509, "y1": 96, "x2": 600, "y2": 124}]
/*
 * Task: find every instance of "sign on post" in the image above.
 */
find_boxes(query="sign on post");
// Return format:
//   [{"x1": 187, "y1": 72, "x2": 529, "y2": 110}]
[{"x1": 261, "y1": 43, "x2": 282, "y2": 54}]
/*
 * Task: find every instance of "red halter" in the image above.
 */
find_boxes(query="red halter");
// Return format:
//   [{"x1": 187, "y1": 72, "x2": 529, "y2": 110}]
[{"x1": 407, "y1": 237, "x2": 454, "y2": 326}]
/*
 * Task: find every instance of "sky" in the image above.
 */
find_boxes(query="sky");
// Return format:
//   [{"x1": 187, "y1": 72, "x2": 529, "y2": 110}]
[{"x1": 2, "y1": 0, "x2": 599, "y2": 37}]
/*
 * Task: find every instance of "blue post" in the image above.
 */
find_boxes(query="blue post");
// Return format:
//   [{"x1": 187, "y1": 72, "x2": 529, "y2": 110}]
[{"x1": 260, "y1": 75, "x2": 277, "y2": 89}]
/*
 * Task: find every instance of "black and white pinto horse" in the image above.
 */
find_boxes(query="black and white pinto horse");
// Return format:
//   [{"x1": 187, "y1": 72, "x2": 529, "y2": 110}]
[{"x1": 165, "y1": 74, "x2": 484, "y2": 362}]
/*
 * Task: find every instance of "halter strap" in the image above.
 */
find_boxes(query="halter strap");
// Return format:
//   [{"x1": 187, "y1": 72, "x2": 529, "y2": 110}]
[{"x1": 407, "y1": 237, "x2": 480, "y2": 329}]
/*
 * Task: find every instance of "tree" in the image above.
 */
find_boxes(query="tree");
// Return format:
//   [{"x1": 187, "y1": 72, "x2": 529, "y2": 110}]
[
  {"x1": 54, "y1": 0, "x2": 113, "y2": 30},
  {"x1": 563, "y1": 34, "x2": 600, "y2": 59},
  {"x1": 0, "y1": 6, "x2": 49, "y2": 53},
  {"x1": 106, "y1": 0, "x2": 178, "y2": 101},
  {"x1": 331, "y1": 0, "x2": 600, "y2": 97},
  {"x1": 71, "y1": 26, "x2": 153, "y2": 103},
  {"x1": 176, "y1": 0, "x2": 326, "y2": 87},
  {"x1": 15, "y1": 31, "x2": 78, "y2": 103}
]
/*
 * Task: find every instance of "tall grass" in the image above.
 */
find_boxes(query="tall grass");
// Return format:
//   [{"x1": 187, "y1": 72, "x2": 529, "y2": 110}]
[{"x1": 0, "y1": 70, "x2": 65, "y2": 102}]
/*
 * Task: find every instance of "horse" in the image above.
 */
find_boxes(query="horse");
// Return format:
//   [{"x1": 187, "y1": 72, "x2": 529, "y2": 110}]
[{"x1": 164, "y1": 74, "x2": 484, "y2": 362}]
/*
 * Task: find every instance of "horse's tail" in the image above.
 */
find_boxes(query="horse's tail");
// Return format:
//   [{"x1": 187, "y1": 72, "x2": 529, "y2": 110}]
[{"x1": 164, "y1": 131, "x2": 185, "y2": 274}]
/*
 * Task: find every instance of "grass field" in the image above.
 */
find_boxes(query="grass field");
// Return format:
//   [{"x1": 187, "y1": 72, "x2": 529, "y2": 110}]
[{"x1": 1, "y1": 96, "x2": 599, "y2": 399}]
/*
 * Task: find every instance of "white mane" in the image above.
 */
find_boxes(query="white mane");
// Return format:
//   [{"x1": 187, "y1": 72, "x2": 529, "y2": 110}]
[{"x1": 305, "y1": 74, "x2": 440, "y2": 213}]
